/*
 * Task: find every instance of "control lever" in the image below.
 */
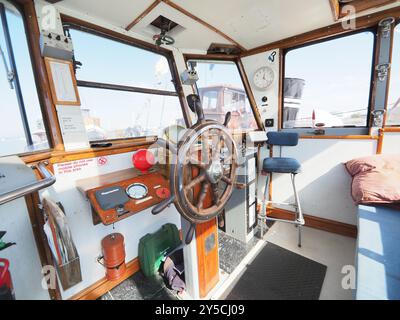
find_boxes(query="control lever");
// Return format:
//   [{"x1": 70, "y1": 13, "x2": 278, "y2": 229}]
[
  {"x1": 223, "y1": 112, "x2": 232, "y2": 127},
  {"x1": 187, "y1": 94, "x2": 204, "y2": 123},
  {"x1": 185, "y1": 223, "x2": 196, "y2": 245},
  {"x1": 151, "y1": 195, "x2": 175, "y2": 215}
]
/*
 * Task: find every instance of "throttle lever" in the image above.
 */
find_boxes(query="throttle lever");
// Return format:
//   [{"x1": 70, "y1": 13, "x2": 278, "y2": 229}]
[
  {"x1": 151, "y1": 196, "x2": 175, "y2": 215},
  {"x1": 223, "y1": 112, "x2": 232, "y2": 127},
  {"x1": 185, "y1": 223, "x2": 196, "y2": 245}
]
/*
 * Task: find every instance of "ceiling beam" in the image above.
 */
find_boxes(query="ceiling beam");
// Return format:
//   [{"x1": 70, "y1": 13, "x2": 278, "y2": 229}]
[
  {"x1": 125, "y1": 0, "x2": 161, "y2": 31},
  {"x1": 161, "y1": 0, "x2": 246, "y2": 51},
  {"x1": 241, "y1": 5, "x2": 400, "y2": 57},
  {"x1": 330, "y1": 0, "x2": 398, "y2": 21}
]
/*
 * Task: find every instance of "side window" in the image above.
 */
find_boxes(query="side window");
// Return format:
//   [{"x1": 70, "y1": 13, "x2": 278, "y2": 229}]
[
  {"x1": 0, "y1": 2, "x2": 49, "y2": 156},
  {"x1": 68, "y1": 28, "x2": 186, "y2": 141},
  {"x1": 188, "y1": 60, "x2": 259, "y2": 131},
  {"x1": 282, "y1": 31, "x2": 375, "y2": 131},
  {"x1": 387, "y1": 24, "x2": 400, "y2": 126}
]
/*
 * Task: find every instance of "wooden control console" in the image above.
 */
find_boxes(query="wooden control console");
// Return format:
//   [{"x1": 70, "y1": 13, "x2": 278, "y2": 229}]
[{"x1": 77, "y1": 167, "x2": 170, "y2": 225}]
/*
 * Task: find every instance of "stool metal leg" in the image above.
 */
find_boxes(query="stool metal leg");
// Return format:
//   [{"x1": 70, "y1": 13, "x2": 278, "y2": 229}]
[
  {"x1": 291, "y1": 173, "x2": 304, "y2": 247},
  {"x1": 259, "y1": 174, "x2": 270, "y2": 238}
]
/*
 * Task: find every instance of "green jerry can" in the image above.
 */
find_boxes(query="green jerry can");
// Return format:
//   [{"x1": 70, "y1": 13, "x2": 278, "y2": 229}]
[{"x1": 139, "y1": 223, "x2": 181, "y2": 277}]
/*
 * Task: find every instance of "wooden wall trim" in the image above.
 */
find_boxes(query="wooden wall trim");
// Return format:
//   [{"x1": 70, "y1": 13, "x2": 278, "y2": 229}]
[
  {"x1": 21, "y1": 1, "x2": 64, "y2": 151},
  {"x1": 381, "y1": 126, "x2": 400, "y2": 132},
  {"x1": 300, "y1": 135, "x2": 379, "y2": 140},
  {"x1": 241, "y1": 6, "x2": 400, "y2": 57},
  {"x1": 125, "y1": 0, "x2": 161, "y2": 31},
  {"x1": 161, "y1": 0, "x2": 246, "y2": 52},
  {"x1": 329, "y1": 0, "x2": 340, "y2": 21},
  {"x1": 267, "y1": 206, "x2": 358, "y2": 238},
  {"x1": 69, "y1": 257, "x2": 140, "y2": 300},
  {"x1": 237, "y1": 58, "x2": 265, "y2": 130}
]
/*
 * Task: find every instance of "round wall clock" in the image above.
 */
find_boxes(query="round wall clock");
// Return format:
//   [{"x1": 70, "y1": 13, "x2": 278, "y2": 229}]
[{"x1": 253, "y1": 66, "x2": 275, "y2": 90}]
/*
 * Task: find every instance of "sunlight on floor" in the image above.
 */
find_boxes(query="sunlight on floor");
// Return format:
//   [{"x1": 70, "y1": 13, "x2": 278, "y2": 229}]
[{"x1": 264, "y1": 222, "x2": 357, "y2": 300}]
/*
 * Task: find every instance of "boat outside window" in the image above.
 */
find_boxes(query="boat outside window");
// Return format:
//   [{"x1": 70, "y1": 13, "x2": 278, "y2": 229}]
[
  {"x1": 282, "y1": 31, "x2": 375, "y2": 132},
  {"x1": 67, "y1": 28, "x2": 185, "y2": 141},
  {"x1": 0, "y1": 1, "x2": 49, "y2": 156},
  {"x1": 387, "y1": 23, "x2": 400, "y2": 126},
  {"x1": 188, "y1": 60, "x2": 259, "y2": 131}
]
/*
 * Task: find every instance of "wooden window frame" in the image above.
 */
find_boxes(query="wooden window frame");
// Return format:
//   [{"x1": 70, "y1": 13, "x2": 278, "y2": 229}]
[
  {"x1": 280, "y1": 28, "x2": 378, "y2": 136},
  {"x1": 183, "y1": 53, "x2": 265, "y2": 131},
  {"x1": 62, "y1": 21, "x2": 191, "y2": 144}
]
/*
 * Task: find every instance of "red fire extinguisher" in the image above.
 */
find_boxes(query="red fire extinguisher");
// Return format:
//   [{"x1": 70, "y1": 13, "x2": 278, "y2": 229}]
[{"x1": 0, "y1": 258, "x2": 15, "y2": 300}]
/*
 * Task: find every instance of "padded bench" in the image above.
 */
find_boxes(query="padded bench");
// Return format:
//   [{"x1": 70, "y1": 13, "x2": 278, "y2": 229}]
[{"x1": 356, "y1": 205, "x2": 400, "y2": 300}]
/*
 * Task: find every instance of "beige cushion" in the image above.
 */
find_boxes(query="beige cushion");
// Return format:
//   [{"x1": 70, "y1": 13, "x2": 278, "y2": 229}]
[{"x1": 345, "y1": 154, "x2": 400, "y2": 206}]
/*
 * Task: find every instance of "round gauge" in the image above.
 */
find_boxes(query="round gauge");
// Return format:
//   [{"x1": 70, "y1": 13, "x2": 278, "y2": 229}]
[
  {"x1": 253, "y1": 66, "x2": 275, "y2": 90},
  {"x1": 126, "y1": 183, "x2": 148, "y2": 200}
]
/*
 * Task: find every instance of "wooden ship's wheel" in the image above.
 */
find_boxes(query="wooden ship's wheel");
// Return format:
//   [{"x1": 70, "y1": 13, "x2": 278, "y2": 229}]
[{"x1": 152, "y1": 94, "x2": 238, "y2": 244}]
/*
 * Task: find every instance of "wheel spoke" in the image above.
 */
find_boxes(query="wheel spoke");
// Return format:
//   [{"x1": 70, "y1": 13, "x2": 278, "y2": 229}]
[
  {"x1": 201, "y1": 132, "x2": 211, "y2": 164},
  {"x1": 211, "y1": 183, "x2": 221, "y2": 206},
  {"x1": 221, "y1": 175, "x2": 232, "y2": 185},
  {"x1": 185, "y1": 172, "x2": 206, "y2": 191},
  {"x1": 196, "y1": 182, "x2": 209, "y2": 210},
  {"x1": 189, "y1": 156, "x2": 206, "y2": 169},
  {"x1": 212, "y1": 133, "x2": 223, "y2": 161}
]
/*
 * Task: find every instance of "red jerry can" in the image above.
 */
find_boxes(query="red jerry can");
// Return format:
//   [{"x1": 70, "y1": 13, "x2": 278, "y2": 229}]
[{"x1": 0, "y1": 258, "x2": 15, "y2": 300}]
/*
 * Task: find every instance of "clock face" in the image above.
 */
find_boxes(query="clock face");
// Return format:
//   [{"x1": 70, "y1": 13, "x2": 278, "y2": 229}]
[{"x1": 253, "y1": 66, "x2": 274, "y2": 90}]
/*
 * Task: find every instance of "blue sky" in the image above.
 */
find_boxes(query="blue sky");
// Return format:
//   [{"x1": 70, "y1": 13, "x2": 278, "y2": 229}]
[{"x1": 285, "y1": 31, "x2": 375, "y2": 120}]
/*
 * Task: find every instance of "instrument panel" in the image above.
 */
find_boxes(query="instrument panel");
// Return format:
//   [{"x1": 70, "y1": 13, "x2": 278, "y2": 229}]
[{"x1": 86, "y1": 171, "x2": 170, "y2": 225}]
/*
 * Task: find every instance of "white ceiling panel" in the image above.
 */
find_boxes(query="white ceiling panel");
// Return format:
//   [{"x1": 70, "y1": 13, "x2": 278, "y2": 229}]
[
  {"x1": 56, "y1": 0, "x2": 154, "y2": 29},
  {"x1": 53, "y1": 0, "x2": 400, "y2": 52},
  {"x1": 173, "y1": 0, "x2": 335, "y2": 49}
]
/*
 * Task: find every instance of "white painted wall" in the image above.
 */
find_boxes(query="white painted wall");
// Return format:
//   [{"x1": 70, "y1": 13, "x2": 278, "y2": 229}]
[
  {"x1": 271, "y1": 140, "x2": 377, "y2": 225},
  {"x1": 40, "y1": 150, "x2": 181, "y2": 300},
  {"x1": 0, "y1": 199, "x2": 49, "y2": 300},
  {"x1": 240, "y1": 49, "x2": 391, "y2": 227},
  {"x1": 381, "y1": 132, "x2": 400, "y2": 154}
]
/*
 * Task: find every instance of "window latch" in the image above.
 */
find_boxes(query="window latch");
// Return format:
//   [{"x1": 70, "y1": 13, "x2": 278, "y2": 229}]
[
  {"x1": 379, "y1": 17, "x2": 395, "y2": 38},
  {"x1": 0, "y1": 44, "x2": 14, "y2": 89},
  {"x1": 376, "y1": 63, "x2": 391, "y2": 82}
]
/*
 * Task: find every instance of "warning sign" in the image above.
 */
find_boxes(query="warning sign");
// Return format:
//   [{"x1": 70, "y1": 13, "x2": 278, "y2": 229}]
[{"x1": 55, "y1": 158, "x2": 95, "y2": 175}]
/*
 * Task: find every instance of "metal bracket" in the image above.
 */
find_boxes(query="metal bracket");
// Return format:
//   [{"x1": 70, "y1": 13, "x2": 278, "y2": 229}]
[
  {"x1": 371, "y1": 109, "x2": 386, "y2": 127},
  {"x1": 379, "y1": 17, "x2": 395, "y2": 38},
  {"x1": 376, "y1": 63, "x2": 391, "y2": 82}
]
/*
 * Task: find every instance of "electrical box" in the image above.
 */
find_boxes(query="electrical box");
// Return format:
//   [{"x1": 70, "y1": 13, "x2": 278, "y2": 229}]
[
  {"x1": 180, "y1": 69, "x2": 199, "y2": 85},
  {"x1": 40, "y1": 31, "x2": 74, "y2": 60},
  {"x1": 225, "y1": 149, "x2": 258, "y2": 243}
]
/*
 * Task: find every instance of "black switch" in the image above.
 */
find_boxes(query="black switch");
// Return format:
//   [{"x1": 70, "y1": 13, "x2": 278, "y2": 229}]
[
  {"x1": 56, "y1": 35, "x2": 61, "y2": 41},
  {"x1": 262, "y1": 96, "x2": 268, "y2": 103},
  {"x1": 265, "y1": 119, "x2": 274, "y2": 127}
]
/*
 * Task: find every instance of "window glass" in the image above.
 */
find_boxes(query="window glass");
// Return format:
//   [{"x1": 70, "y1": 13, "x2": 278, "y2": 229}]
[
  {"x1": 0, "y1": 3, "x2": 48, "y2": 156},
  {"x1": 69, "y1": 29, "x2": 175, "y2": 91},
  {"x1": 189, "y1": 60, "x2": 258, "y2": 131},
  {"x1": 387, "y1": 24, "x2": 400, "y2": 126},
  {"x1": 68, "y1": 28, "x2": 186, "y2": 141},
  {"x1": 79, "y1": 87, "x2": 185, "y2": 141},
  {"x1": 283, "y1": 31, "x2": 374, "y2": 129}
]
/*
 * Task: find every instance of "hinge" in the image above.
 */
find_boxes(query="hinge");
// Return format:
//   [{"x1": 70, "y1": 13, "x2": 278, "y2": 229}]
[{"x1": 376, "y1": 63, "x2": 391, "y2": 82}]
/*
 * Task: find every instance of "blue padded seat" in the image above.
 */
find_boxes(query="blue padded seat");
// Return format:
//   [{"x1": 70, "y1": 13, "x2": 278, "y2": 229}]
[
  {"x1": 356, "y1": 205, "x2": 400, "y2": 300},
  {"x1": 267, "y1": 132, "x2": 299, "y2": 146},
  {"x1": 263, "y1": 157, "x2": 301, "y2": 174}
]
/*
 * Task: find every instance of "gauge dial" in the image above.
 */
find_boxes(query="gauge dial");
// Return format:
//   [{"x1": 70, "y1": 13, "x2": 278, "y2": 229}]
[
  {"x1": 253, "y1": 66, "x2": 274, "y2": 90},
  {"x1": 126, "y1": 183, "x2": 148, "y2": 200}
]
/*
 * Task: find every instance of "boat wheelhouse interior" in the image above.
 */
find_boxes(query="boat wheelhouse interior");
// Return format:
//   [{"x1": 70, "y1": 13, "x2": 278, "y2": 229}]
[{"x1": 1, "y1": 0, "x2": 400, "y2": 301}]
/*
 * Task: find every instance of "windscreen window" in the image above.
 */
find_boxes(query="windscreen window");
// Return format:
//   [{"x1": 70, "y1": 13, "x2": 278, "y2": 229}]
[{"x1": 282, "y1": 31, "x2": 375, "y2": 130}]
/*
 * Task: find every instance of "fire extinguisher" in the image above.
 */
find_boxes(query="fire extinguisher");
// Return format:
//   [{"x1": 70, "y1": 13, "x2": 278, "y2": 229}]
[{"x1": 0, "y1": 258, "x2": 15, "y2": 300}]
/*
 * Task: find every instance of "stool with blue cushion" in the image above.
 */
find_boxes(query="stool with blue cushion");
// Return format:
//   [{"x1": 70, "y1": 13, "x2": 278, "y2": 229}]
[{"x1": 259, "y1": 132, "x2": 305, "y2": 247}]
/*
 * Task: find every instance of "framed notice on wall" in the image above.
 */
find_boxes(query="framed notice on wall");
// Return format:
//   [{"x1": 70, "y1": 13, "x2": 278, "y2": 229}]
[{"x1": 44, "y1": 57, "x2": 81, "y2": 106}]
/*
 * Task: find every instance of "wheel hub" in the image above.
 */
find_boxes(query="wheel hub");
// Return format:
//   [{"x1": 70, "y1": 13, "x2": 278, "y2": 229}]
[{"x1": 206, "y1": 161, "x2": 224, "y2": 184}]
